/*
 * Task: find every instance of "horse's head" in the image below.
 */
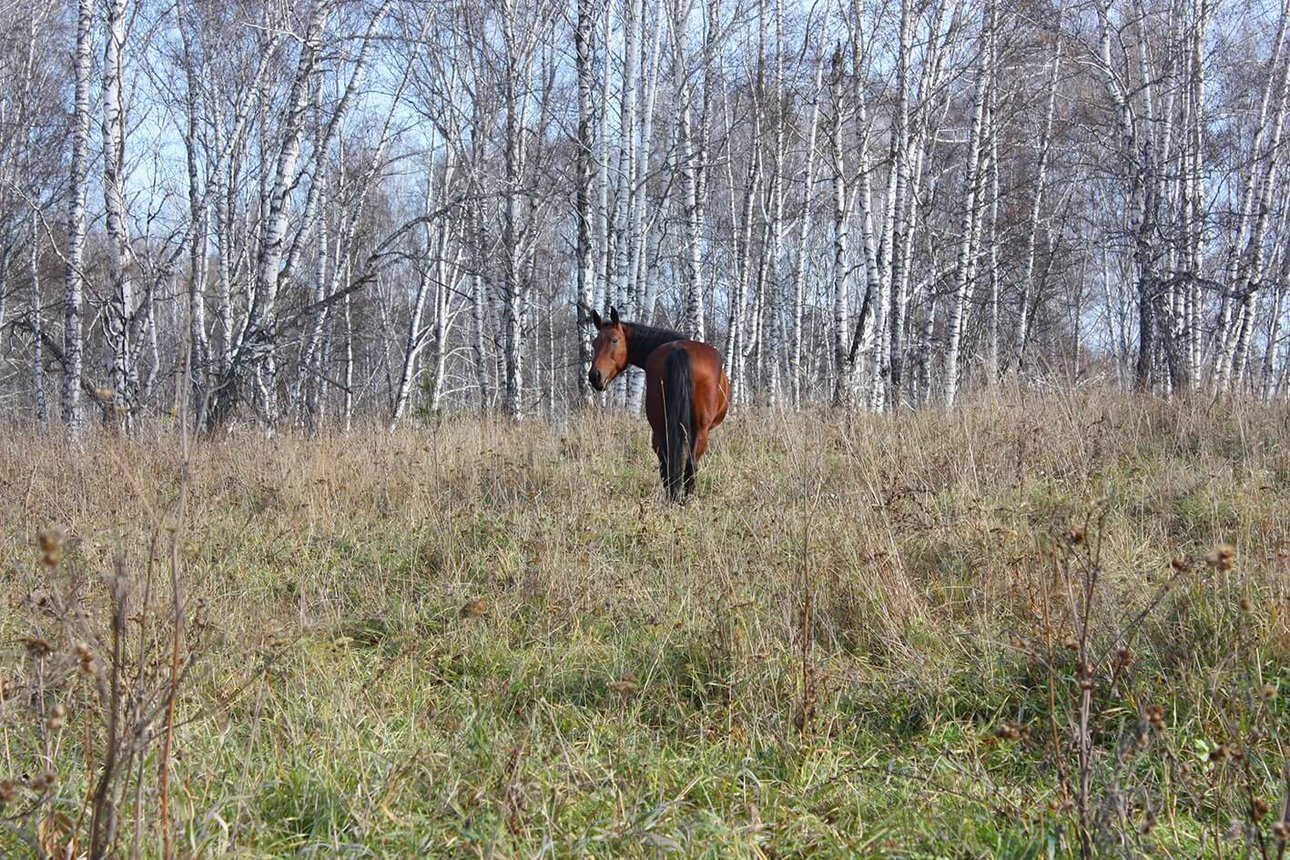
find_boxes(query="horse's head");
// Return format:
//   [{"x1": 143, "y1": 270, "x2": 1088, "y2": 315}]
[{"x1": 587, "y1": 306, "x2": 627, "y2": 392}]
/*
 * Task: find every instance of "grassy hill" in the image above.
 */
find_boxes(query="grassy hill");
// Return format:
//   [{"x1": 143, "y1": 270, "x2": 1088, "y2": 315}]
[{"x1": 2, "y1": 390, "x2": 1288, "y2": 857}]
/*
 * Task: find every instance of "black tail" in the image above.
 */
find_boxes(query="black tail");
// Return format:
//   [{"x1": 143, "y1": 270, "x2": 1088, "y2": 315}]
[{"x1": 663, "y1": 349, "x2": 694, "y2": 501}]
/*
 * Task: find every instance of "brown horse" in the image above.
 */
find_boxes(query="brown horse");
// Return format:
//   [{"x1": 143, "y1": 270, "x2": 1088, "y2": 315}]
[{"x1": 587, "y1": 307, "x2": 730, "y2": 501}]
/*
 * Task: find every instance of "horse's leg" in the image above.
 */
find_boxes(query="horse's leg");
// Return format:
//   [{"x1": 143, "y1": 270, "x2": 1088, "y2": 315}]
[
  {"x1": 685, "y1": 424, "x2": 710, "y2": 496},
  {"x1": 651, "y1": 428, "x2": 670, "y2": 490}
]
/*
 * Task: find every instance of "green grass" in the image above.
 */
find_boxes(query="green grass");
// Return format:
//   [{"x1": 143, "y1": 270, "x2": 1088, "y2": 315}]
[{"x1": 2, "y1": 390, "x2": 1289, "y2": 857}]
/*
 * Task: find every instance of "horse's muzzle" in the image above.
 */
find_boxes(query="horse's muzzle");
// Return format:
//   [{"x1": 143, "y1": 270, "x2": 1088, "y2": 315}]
[{"x1": 589, "y1": 368, "x2": 605, "y2": 391}]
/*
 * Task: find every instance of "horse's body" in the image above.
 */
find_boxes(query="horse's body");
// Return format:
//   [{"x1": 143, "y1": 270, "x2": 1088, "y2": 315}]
[{"x1": 588, "y1": 308, "x2": 729, "y2": 500}]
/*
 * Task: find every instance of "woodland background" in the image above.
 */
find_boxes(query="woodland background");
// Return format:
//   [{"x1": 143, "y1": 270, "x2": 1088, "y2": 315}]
[{"x1": 2, "y1": 0, "x2": 1289, "y2": 433}]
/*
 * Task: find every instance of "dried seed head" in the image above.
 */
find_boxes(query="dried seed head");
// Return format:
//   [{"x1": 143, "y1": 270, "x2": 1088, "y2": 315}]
[
  {"x1": 1066, "y1": 525, "x2": 1086, "y2": 546},
  {"x1": 21, "y1": 636, "x2": 52, "y2": 659},
  {"x1": 609, "y1": 673, "x2": 639, "y2": 696},
  {"x1": 1063, "y1": 638, "x2": 1079, "y2": 652},
  {"x1": 1254, "y1": 798, "x2": 1271, "y2": 821},
  {"x1": 37, "y1": 527, "x2": 64, "y2": 567},
  {"x1": 1170, "y1": 556, "x2": 1192, "y2": 573},
  {"x1": 0, "y1": 778, "x2": 15, "y2": 805},
  {"x1": 47, "y1": 704, "x2": 66, "y2": 732},
  {"x1": 1262, "y1": 683, "x2": 1277, "y2": 700},
  {"x1": 1206, "y1": 544, "x2": 1236, "y2": 571},
  {"x1": 1239, "y1": 596, "x2": 1253, "y2": 613},
  {"x1": 459, "y1": 598, "x2": 488, "y2": 619},
  {"x1": 994, "y1": 722, "x2": 1022, "y2": 741},
  {"x1": 1208, "y1": 745, "x2": 1227, "y2": 762}
]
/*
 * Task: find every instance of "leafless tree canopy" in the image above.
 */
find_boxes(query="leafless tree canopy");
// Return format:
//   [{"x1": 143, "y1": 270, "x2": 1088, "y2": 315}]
[{"x1": 1, "y1": 0, "x2": 1288, "y2": 432}]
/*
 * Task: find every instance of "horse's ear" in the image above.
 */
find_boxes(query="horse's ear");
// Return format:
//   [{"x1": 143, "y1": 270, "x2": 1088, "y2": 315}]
[
  {"x1": 609, "y1": 306, "x2": 620, "y2": 326},
  {"x1": 589, "y1": 308, "x2": 603, "y2": 329}
]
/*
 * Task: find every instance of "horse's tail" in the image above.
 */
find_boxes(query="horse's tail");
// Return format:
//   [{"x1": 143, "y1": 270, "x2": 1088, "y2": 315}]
[{"x1": 663, "y1": 348, "x2": 693, "y2": 501}]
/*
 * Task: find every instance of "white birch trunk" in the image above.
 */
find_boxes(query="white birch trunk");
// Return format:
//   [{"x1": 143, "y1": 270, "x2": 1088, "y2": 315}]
[
  {"x1": 848, "y1": 0, "x2": 882, "y2": 413},
  {"x1": 885, "y1": 0, "x2": 914, "y2": 408},
  {"x1": 1016, "y1": 32, "x2": 1061, "y2": 373},
  {"x1": 728, "y1": 4, "x2": 766, "y2": 407},
  {"x1": 943, "y1": 0, "x2": 994, "y2": 408},
  {"x1": 576, "y1": 0, "x2": 598, "y2": 401},
  {"x1": 501, "y1": 5, "x2": 523, "y2": 420},
  {"x1": 177, "y1": 0, "x2": 211, "y2": 426},
  {"x1": 673, "y1": 0, "x2": 706, "y2": 341},
  {"x1": 102, "y1": 0, "x2": 137, "y2": 425},
  {"x1": 828, "y1": 45, "x2": 851, "y2": 408},
  {"x1": 764, "y1": 0, "x2": 786, "y2": 406},
  {"x1": 628, "y1": 1, "x2": 664, "y2": 411},
  {"x1": 31, "y1": 211, "x2": 46, "y2": 432},
  {"x1": 62, "y1": 0, "x2": 93, "y2": 436},
  {"x1": 0, "y1": 247, "x2": 8, "y2": 351},
  {"x1": 614, "y1": 0, "x2": 639, "y2": 318},
  {"x1": 789, "y1": 59, "x2": 824, "y2": 409},
  {"x1": 596, "y1": 6, "x2": 614, "y2": 317},
  {"x1": 1184, "y1": 0, "x2": 1208, "y2": 388}
]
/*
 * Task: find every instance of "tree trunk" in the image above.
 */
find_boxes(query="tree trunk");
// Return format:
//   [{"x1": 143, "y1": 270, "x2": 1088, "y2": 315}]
[
  {"x1": 575, "y1": 0, "x2": 598, "y2": 403},
  {"x1": 63, "y1": 0, "x2": 93, "y2": 437},
  {"x1": 828, "y1": 45, "x2": 852, "y2": 408},
  {"x1": 885, "y1": 0, "x2": 914, "y2": 409},
  {"x1": 674, "y1": 0, "x2": 706, "y2": 341},
  {"x1": 1017, "y1": 30, "x2": 1061, "y2": 374},
  {"x1": 789, "y1": 59, "x2": 824, "y2": 409},
  {"x1": 32, "y1": 212, "x2": 46, "y2": 432},
  {"x1": 943, "y1": 0, "x2": 995, "y2": 409}
]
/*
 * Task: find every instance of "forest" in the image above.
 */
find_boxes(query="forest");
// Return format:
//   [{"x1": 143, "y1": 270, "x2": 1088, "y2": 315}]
[{"x1": 1, "y1": 0, "x2": 1287, "y2": 431}]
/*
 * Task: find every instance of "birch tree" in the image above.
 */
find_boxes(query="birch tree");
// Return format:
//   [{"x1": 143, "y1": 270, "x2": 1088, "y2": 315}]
[
  {"x1": 102, "y1": 0, "x2": 139, "y2": 426},
  {"x1": 575, "y1": 0, "x2": 599, "y2": 402},
  {"x1": 62, "y1": 0, "x2": 93, "y2": 436},
  {"x1": 943, "y1": 0, "x2": 996, "y2": 408}
]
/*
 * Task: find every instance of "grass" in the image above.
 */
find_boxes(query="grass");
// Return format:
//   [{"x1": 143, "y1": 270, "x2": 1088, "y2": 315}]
[{"x1": 1, "y1": 388, "x2": 1289, "y2": 857}]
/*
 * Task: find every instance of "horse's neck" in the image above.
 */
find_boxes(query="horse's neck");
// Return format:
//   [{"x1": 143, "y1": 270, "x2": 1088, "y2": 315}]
[{"x1": 626, "y1": 325, "x2": 684, "y2": 368}]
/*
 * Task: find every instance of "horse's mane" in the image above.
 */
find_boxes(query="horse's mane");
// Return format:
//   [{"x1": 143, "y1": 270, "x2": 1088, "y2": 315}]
[{"x1": 624, "y1": 321, "x2": 686, "y2": 368}]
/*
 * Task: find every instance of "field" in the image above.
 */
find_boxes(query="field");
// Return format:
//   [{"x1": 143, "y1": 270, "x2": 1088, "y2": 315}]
[{"x1": 2, "y1": 390, "x2": 1289, "y2": 858}]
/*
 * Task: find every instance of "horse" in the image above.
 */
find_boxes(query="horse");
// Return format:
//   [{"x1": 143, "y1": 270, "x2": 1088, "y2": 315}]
[{"x1": 587, "y1": 306, "x2": 730, "y2": 501}]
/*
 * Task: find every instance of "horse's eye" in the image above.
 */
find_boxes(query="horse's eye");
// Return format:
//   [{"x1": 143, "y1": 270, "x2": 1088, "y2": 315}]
[{"x1": 611, "y1": 337, "x2": 619, "y2": 345}]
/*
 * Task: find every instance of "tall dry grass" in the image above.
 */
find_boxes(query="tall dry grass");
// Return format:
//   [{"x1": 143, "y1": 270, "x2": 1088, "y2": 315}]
[{"x1": 1, "y1": 388, "x2": 1287, "y2": 856}]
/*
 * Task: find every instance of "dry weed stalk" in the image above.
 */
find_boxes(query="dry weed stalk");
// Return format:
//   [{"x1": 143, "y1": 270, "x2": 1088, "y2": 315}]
[
  {"x1": 1006, "y1": 509, "x2": 1290, "y2": 859},
  {"x1": 1, "y1": 526, "x2": 205, "y2": 859}
]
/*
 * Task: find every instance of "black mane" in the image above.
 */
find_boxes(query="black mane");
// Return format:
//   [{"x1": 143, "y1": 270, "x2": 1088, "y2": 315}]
[{"x1": 623, "y1": 321, "x2": 686, "y2": 368}]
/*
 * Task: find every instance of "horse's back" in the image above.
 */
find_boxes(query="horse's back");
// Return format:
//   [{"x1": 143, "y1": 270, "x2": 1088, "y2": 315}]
[{"x1": 644, "y1": 340, "x2": 728, "y2": 431}]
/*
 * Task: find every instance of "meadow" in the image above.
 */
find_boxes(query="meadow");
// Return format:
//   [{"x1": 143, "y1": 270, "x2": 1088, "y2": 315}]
[{"x1": 1, "y1": 389, "x2": 1288, "y2": 858}]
